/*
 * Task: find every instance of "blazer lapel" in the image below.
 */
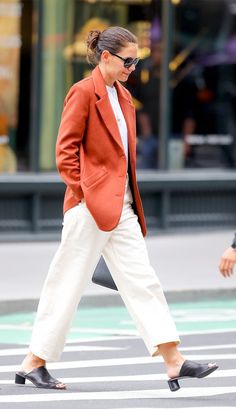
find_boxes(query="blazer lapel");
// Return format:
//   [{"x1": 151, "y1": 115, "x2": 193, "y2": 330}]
[
  {"x1": 115, "y1": 81, "x2": 136, "y2": 163},
  {"x1": 92, "y1": 67, "x2": 124, "y2": 151},
  {"x1": 92, "y1": 66, "x2": 136, "y2": 160}
]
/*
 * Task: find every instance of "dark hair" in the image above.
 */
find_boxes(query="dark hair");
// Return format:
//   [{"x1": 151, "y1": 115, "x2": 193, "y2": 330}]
[{"x1": 86, "y1": 26, "x2": 137, "y2": 66}]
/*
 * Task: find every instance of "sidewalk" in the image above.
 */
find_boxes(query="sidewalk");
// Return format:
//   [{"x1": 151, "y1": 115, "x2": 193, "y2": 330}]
[{"x1": 0, "y1": 229, "x2": 236, "y2": 313}]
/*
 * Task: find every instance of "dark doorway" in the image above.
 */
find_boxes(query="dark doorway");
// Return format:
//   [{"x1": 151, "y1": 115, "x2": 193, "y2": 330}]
[{"x1": 16, "y1": 0, "x2": 33, "y2": 170}]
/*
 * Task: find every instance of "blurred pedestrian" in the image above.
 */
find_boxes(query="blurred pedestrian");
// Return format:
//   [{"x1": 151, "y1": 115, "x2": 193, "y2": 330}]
[
  {"x1": 127, "y1": 40, "x2": 197, "y2": 169},
  {"x1": 16, "y1": 26, "x2": 217, "y2": 392},
  {"x1": 219, "y1": 233, "x2": 236, "y2": 277}
]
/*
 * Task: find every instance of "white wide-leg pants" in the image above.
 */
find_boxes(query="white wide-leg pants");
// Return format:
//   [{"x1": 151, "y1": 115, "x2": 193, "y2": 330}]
[{"x1": 30, "y1": 178, "x2": 180, "y2": 361}]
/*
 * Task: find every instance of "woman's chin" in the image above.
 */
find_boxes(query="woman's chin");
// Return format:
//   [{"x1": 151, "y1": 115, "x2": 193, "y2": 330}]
[{"x1": 119, "y1": 73, "x2": 129, "y2": 81}]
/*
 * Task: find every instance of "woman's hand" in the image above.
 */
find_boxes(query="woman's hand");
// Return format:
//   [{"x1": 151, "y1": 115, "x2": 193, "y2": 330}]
[{"x1": 219, "y1": 247, "x2": 236, "y2": 277}]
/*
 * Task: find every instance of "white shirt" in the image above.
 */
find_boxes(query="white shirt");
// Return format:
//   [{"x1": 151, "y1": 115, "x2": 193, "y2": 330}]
[{"x1": 106, "y1": 85, "x2": 128, "y2": 162}]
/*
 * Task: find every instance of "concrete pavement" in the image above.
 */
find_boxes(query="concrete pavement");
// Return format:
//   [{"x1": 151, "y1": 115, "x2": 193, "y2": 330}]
[{"x1": 0, "y1": 229, "x2": 236, "y2": 313}]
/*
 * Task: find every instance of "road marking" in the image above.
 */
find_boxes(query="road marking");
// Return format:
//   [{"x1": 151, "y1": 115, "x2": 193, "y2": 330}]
[
  {"x1": 0, "y1": 353, "x2": 235, "y2": 373},
  {"x1": 1, "y1": 301, "x2": 236, "y2": 345},
  {"x1": 0, "y1": 368, "x2": 235, "y2": 385},
  {"x1": 180, "y1": 343, "x2": 236, "y2": 351},
  {"x1": 5, "y1": 328, "x2": 236, "y2": 347},
  {"x1": 64, "y1": 329, "x2": 236, "y2": 346},
  {"x1": 179, "y1": 328, "x2": 236, "y2": 336},
  {"x1": 0, "y1": 356, "x2": 160, "y2": 373},
  {"x1": 63, "y1": 329, "x2": 236, "y2": 345},
  {"x1": 0, "y1": 342, "x2": 234, "y2": 357},
  {"x1": 0, "y1": 345, "x2": 124, "y2": 356},
  {"x1": 122, "y1": 307, "x2": 236, "y2": 323},
  {"x1": 0, "y1": 386, "x2": 235, "y2": 402},
  {"x1": 172, "y1": 308, "x2": 236, "y2": 322},
  {"x1": 0, "y1": 324, "x2": 138, "y2": 336},
  {"x1": 41, "y1": 335, "x2": 137, "y2": 345}
]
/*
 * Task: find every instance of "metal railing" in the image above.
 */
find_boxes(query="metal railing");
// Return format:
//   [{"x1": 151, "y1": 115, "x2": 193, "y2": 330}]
[{"x1": 0, "y1": 170, "x2": 236, "y2": 239}]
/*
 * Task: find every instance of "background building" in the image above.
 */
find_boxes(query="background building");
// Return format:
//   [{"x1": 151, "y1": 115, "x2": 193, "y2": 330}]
[{"x1": 0, "y1": 0, "x2": 236, "y2": 237}]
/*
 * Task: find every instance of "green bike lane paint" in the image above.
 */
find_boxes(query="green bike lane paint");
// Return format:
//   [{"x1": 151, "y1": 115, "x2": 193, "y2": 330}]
[{"x1": 0, "y1": 299, "x2": 235, "y2": 345}]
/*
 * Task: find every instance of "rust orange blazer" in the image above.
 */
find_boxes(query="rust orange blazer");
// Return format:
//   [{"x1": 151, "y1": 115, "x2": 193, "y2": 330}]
[{"x1": 56, "y1": 65, "x2": 147, "y2": 236}]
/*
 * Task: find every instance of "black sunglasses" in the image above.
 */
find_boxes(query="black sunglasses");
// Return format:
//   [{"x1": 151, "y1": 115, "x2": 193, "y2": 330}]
[{"x1": 109, "y1": 51, "x2": 140, "y2": 68}]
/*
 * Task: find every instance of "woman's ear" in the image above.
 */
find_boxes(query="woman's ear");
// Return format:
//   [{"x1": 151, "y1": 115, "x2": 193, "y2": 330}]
[{"x1": 101, "y1": 49, "x2": 110, "y2": 64}]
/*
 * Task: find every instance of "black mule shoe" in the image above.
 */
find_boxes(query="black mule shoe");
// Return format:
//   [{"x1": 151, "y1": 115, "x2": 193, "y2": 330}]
[
  {"x1": 168, "y1": 360, "x2": 218, "y2": 392},
  {"x1": 15, "y1": 366, "x2": 66, "y2": 389}
]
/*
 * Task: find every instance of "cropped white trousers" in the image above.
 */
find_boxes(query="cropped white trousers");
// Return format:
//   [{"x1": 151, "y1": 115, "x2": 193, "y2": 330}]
[{"x1": 30, "y1": 178, "x2": 180, "y2": 361}]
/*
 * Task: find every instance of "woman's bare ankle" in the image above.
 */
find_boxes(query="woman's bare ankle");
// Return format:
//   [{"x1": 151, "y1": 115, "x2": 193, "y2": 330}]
[
  {"x1": 21, "y1": 352, "x2": 46, "y2": 373},
  {"x1": 157, "y1": 342, "x2": 185, "y2": 378},
  {"x1": 165, "y1": 358, "x2": 185, "y2": 379}
]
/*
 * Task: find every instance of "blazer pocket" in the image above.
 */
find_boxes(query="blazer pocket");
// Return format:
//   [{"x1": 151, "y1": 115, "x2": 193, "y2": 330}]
[{"x1": 83, "y1": 166, "x2": 108, "y2": 188}]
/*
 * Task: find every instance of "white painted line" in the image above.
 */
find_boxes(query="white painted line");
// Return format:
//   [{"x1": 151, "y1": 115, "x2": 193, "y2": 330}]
[
  {"x1": 4, "y1": 342, "x2": 235, "y2": 357},
  {"x1": 0, "y1": 386, "x2": 235, "y2": 402},
  {"x1": 50, "y1": 335, "x2": 137, "y2": 345},
  {"x1": 0, "y1": 368, "x2": 235, "y2": 385},
  {"x1": 0, "y1": 325, "x2": 32, "y2": 330},
  {"x1": 17, "y1": 335, "x2": 138, "y2": 345},
  {"x1": 179, "y1": 328, "x2": 236, "y2": 336},
  {"x1": 0, "y1": 324, "x2": 138, "y2": 336},
  {"x1": 176, "y1": 317, "x2": 236, "y2": 323},
  {"x1": 0, "y1": 353, "x2": 234, "y2": 373},
  {"x1": 15, "y1": 328, "x2": 236, "y2": 346},
  {"x1": 180, "y1": 343, "x2": 236, "y2": 351},
  {"x1": 125, "y1": 310, "x2": 236, "y2": 323},
  {"x1": 2, "y1": 324, "x2": 235, "y2": 337},
  {"x1": 69, "y1": 328, "x2": 138, "y2": 335},
  {"x1": 51, "y1": 367, "x2": 236, "y2": 381},
  {"x1": 0, "y1": 345, "x2": 123, "y2": 357},
  {"x1": 0, "y1": 356, "x2": 160, "y2": 373}
]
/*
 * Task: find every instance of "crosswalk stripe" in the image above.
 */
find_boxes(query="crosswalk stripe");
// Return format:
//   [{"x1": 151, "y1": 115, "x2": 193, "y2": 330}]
[
  {"x1": 0, "y1": 345, "x2": 123, "y2": 356},
  {"x1": 0, "y1": 324, "x2": 138, "y2": 336},
  {"x1": 0, "y1": 353, "x2": 235, "y2": 373},
  {"x1": 14, "y1": 330, "x2": 234, "y2": 346},
  {"x1": 0, "y1": 368, "x2": 235, "y2": 385},
  {"x1": 179, "y1": 328, "x2": 236, "y2": 336},
  {"x1": 1, "y1": 325, "x2": 236, "y2": 337},
  {"x1": 37, "y1": 335, "x2": 137, "y2": 345},
  {"x1": 0, "y1": 342, "x2": 235, "y2": 357},
  {"x1": 180, "y1": 343, "x2": 236, "y2": 351},
  {"x1": 0, "y1": 386, "x2": 235, "y2": 402}
]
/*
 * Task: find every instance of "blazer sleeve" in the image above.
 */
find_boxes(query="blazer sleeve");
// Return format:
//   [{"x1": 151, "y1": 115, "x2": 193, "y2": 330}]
[{"x1": 56, "y1": 83, "x2": 89, "y2": 200}]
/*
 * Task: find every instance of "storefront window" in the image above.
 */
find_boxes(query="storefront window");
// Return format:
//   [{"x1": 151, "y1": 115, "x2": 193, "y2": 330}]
[
  {"x1": 174, "y1": 0, "x2": 236, "y2": 170},
  {"x1": 131, "y1": 0, "x2": 236, "y2": 170},
  {"x1": 38, "y1": 0, "x2": 236, "y2": 172},
  {"x1": 0, "y1": 0, "x2": 21, "y2": 173},
  {"x1": 39, "y1": 0, "x2": 152, "y2": 171}
]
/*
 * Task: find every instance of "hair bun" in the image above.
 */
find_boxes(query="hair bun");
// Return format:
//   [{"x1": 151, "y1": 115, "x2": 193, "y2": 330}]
[{"x1": 86, "y1": 30, "x2": 101, "y2": 51}]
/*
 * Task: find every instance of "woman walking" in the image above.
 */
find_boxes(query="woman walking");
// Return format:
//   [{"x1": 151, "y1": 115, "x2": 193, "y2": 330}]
[{"x1": 16, "y1": 26, "x2": 218, "y2": 392}]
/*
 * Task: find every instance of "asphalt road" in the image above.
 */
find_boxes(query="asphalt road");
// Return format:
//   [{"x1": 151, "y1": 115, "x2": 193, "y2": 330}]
[{"x1": 0, "y1": 299, "x2": 235, "y2": 408}]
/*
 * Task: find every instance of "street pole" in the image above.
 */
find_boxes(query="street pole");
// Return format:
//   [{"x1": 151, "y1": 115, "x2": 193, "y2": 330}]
[{"x1": 158, "y1": 0, "x2": 174, "y2": 170}]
